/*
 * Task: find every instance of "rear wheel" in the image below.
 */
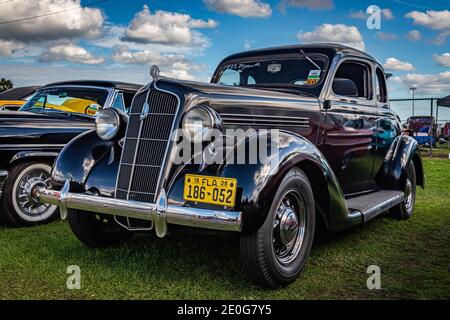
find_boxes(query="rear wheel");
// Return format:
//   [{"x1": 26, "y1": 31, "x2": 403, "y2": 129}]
[
  {"x1": 0, "y1": 162, "x2": 58, "y2": 226},
  {"x1": 240, "y1": 168, "x2": 315, "y2": 288},
  {"x1": 67, "y1": 209, "x2": 133, "y2": 248},
  {"x1": 391, "y1": 162, "x2": 416, "y2": 219}
]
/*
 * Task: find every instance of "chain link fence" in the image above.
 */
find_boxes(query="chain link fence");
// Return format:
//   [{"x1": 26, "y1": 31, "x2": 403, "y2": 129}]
[{"x1": 390, "y1": 97, "x2": 450, "y2": 158}]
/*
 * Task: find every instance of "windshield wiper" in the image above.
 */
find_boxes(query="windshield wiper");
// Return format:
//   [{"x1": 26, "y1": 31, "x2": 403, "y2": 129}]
[{"x1": 300, "y1": 49, "x2": 321, "y2": 71}]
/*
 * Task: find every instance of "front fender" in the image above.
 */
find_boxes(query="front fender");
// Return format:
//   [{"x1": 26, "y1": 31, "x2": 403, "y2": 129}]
[
  {"x1": 52, "y1": 130, "x2": 115, "y2": 193},
  {"x1": 167, "y1": 131, "x2": 354, "y2": 234},
  {"x1": 378, "y1": 134, "x2": 424, "y2": 190}
]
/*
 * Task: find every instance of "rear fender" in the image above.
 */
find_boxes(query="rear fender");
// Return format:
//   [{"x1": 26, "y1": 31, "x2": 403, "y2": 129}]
[{"x1": 378, "y1": 134, "x2": 424, "y2": 190}]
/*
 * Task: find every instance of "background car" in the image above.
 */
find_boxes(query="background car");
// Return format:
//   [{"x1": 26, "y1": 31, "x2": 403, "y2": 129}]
[
  {"x1": 405, "y1": 116, "x2": 436, "y2": 146},
  {"x1": 0, "y1": 86, "x2": 40, "y2": 111},
  {"x1": 0, "y1": 80, "x2": 141, "y2": 226}
]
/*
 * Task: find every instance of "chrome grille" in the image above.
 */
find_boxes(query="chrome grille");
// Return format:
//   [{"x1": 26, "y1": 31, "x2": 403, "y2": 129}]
[{"x1": 115, "y1": 88, "x2": 179, "y2": 204}]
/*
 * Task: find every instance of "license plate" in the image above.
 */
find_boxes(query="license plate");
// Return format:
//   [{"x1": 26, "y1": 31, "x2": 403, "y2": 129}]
[{"x1": 183, "y1": 174, "x2": 237, "y2": 207}]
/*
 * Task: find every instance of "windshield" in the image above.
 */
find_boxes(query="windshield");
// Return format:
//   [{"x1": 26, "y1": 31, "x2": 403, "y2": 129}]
[
  {"x1": 20, "y1": 87, "x2": 109, "y2": 116},
  {"x1": 213, "y1": 53, "x2": 329, "y2": 96}
]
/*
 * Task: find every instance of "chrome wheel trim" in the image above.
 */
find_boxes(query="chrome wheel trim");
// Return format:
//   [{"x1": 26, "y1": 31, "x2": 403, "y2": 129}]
[
  {"x1": 404, "y1": 178, "x2": 413, "y2": 210},
  {"x1": 271, "y1": 189, "x2": 307, "y2": 265},
  {"x1": 12, "y1": 164, "x2": 57, "y2": 222}
]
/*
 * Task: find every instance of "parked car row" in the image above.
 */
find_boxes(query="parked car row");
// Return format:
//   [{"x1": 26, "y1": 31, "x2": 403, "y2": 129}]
[
  {"x1": 404, "y1": 116, "x2": 450, "y2": 146},
  {"x1": 1, "y1": 44, "x2": 424, "y2": 288}
]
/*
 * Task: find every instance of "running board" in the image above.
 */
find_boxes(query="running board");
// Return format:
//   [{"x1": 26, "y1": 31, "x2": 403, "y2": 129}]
[{"x1": 346, "y1": 190, "x2": 405, "y2": 222}]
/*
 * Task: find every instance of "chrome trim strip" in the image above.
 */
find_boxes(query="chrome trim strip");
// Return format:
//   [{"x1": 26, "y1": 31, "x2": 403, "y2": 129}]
[
  {"x1": 35, "y1": 185, "x2": 242, "y2": 235},
  {"x1": 220, "y1": 113, "x2": 310, "y2": 121},
  {"x1": 223, "y1": 122, "x2": 309, "y2": 128},
  {"x1": 0, "y1": 144, "x2": 66, "y2": 149},
  {"x1": 10, "y1": 152, "x2": 59, "y2": 163},
  {"x1": 222, "y1": 118, "x2": 309, "y2": 124}
]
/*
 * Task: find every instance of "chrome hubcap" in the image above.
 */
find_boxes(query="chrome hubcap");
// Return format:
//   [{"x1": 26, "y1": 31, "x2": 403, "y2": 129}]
[
  {"x1": 272, "y1": 190, "x2": 306, "y2": 265},
  {"x1": 17, "y1": 170, "x2": 52, "y2": 216},
  {"x1": 404, "y1": 178, "x2": 413, "y2": 210}
]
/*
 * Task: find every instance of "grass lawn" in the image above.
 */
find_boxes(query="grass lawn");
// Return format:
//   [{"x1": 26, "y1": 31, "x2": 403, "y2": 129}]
[{"x1": 0, "y1": 159, "x2": 449, "y2": 300}]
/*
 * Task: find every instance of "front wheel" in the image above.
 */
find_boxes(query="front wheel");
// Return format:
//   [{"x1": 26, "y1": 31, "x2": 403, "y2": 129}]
[
  {"x1": 240, "y1": 168, "x2": 315, "y2": 288},
  {"x1": 391, "y1": 162, "x2": 416, "y2": 219},
  {"x1": 0, "y1": 161, "x2": 59, "y2": 226},
  {"x1": 67, "y1": 209, "x2": 133, "y2": 248}
]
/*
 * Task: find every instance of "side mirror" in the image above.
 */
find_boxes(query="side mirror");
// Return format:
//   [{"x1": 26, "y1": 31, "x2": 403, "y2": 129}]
[{"x1": 323, "y1": 100, "x2": 331, "y2": 110}]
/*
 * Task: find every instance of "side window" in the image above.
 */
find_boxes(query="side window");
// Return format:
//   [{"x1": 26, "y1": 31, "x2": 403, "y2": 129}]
[
  {"x1": 333, "y1": 61, "x2": 372, "y2": 100},
  {"x1": 111, "y1": 92, "x2": 125, "y2": 112},
  {"x1": 218, "y1": 69, "x2": 240, "y2": 86},
  {"x1": 375, "y1": 68, "x2": 387, "y2": 103}
]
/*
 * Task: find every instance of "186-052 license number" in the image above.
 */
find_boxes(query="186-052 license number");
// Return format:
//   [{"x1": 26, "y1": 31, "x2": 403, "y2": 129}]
[{"x1": 183, "y1": 174, "x2": 237, "y2": 207}]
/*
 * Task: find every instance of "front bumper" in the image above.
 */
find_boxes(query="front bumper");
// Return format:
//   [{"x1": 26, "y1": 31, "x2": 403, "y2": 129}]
[
  {"x1": 34, "y1": 180, "x2": 242, "y2": 238},
  {"x1": 0, "y1": 170, "x2": 8, "y2": 199}
]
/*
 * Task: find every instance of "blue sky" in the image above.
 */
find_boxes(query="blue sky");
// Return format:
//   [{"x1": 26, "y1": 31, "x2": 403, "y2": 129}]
[{"x1": 0, "y1": 0, "x2": 448, "y2": 97}]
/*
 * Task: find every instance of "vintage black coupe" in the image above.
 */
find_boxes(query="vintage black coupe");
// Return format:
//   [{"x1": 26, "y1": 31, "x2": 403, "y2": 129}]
[
  {"x1": 0, "y1": 80, "x2": 141, "y2": 226},
  {"x1": 33, "y1": 44, "x2": 424, "y2": 288}
]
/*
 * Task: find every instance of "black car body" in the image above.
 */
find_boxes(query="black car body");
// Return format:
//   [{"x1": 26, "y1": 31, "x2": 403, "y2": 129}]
[
  {"x1": 34, "y1": 44, "x2": 424, "y2": 288},
  {"x1": 0, "y1": 80, "x2": 141, "y2": 226}
]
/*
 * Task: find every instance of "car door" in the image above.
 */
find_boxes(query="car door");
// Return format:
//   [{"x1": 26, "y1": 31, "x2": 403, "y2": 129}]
[
  {"x1": 320, "y1": 58, "x2": 378, "y2": 195},
  {"x1": 372, "y1": 65, "x2": 401, "y2": 182}
]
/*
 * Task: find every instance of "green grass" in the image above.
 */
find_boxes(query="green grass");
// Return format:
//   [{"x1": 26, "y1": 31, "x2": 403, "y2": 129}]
[{"x1": 1, "y1": 159, "x2": 449, "y2": 300}]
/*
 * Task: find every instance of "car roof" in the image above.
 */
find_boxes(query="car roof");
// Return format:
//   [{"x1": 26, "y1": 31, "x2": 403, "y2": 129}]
[
  {"x1": 40, "y1": 80, "x2": 143, "y2": 92},
  {"x1": 218, "y1": 43, "x2": 376, "y2": 64},
  {"x1": 0, "y1": 86, "x2": 40, "y2": 100}
]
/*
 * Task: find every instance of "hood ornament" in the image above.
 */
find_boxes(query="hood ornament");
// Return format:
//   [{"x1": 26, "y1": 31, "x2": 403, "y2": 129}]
[{"x1": 150, "y1": 65, "x2": 160, "y2": 81}]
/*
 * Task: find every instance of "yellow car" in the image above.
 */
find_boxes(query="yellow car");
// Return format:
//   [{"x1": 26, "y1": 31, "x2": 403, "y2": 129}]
[
  {"x1": 0, "y1": 86, "x2": 40, "y2": 111},
  {"x1": 0, "y1": 99, "x2": 26, "y2": 111},
  {"x1": 34, "y1": 97, "x2": 99, "y2": 115}
]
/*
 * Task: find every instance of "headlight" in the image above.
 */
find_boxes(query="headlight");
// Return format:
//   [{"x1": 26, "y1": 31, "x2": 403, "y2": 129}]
[
  {"x1": 95, "y1": 108, "x2": 120, "y2": 140},
  {"x1": 182, "y1": 107, "x2": 216, "y2": 143}
]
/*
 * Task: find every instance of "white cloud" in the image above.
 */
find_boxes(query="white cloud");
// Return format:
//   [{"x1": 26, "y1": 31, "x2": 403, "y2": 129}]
[
  {"x1": 297, "y1": 23, "x2": 365, "y2": 51},
  {"x1": 432, "y1": 31, "x2": 450, "y2": 45},
  {"x1": 381, "y1": 8, "x2": 394, "y2": 20},
  {"x1": 433, "y1": 53, "x2": 450, "y2": 67},
  {"x1": 122, "y1": 5, "x2": 217, "y2": 45},
  {"x1": 111, "y1": 45, "x2": 205, "y2": 81},
  {"x1": 0, "y1": 0, "x2": 104, "y2": 43},
  {"x1": 349, "y1": 10, "x2": 366, "y2": 19},
  {"x1": 40, "y1": 43, "x2": 104, "y2": 65},
  {"x1": 204, "y1": 0, "x2": 271, "y2": 17},
  {"x1": 383, "y1": 58, "x2": 415, "y2": 71},
  {"x1": 377, "y1": 32, "x2": 398, "y2": 41},
  {"x1": 244, "y1": 38, "x2": 253, "y2": 50},
  {"x1": 0, "y1": 40, "x2": 25, "y2": 57},
  {"x1": 278, "y1": 0, "x2": 333, "y2": 12},
  {"x1": 406, "y1": 30, "x2": 421, "y2": 41},
  {"x1": 390, "y1": 71, "x2": 450, "y2": 95},
  {"x1": 405, "y1": 10, "x2": 450, "y2": 30}
]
